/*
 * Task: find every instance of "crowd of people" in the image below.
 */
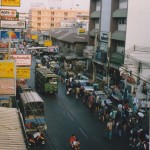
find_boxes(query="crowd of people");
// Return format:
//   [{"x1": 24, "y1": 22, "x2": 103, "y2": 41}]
[{"x1": 64, "y1": 75, "x2": 149, "y2": 150}]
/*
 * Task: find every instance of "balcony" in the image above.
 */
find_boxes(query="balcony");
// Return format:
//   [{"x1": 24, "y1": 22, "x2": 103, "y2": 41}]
[
  {"x1": 113, "y1": 9, "x2": 127, "y2": 18},
  {"x1": 90, "y1": 11, "x2": 100, "y2": 18},
  {"x1": 90, "y1": 28, "x2": 99, "y2": 36},
  {"x1": 111, "y1": 31, "x2": 126, "y2": 41},
  {"x1": 110, "y1": 52, "x2": 124, "y2": 66}
]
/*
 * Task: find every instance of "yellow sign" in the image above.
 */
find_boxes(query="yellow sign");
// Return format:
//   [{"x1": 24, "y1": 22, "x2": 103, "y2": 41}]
[
  {"x1": 78, "y1": 28, "x2": 86, "y2": 34},
  {"x1": 16, "y1": 67, "x2": 30, "y2": 79},
  {"x1": 32, "y1": 35, "x2": 38, "y2": 40},
  {"x1": 44, "y1": 40, "x2": 52, "y2": 47},
  {"x1": 1, "y1": 0, "x2": 20, "y2": 7},
  {"x1": 0, "y1": 61, "x2": 15, "y2": 78}
]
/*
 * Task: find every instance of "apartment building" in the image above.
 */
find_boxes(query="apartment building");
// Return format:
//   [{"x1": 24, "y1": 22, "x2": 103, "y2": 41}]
[
  {"x1": 89, "y1": 0, "x2": 150, "y2": 101},
  {"x1": 28, "y1": 8, "x2": 89, "y2": 32}
]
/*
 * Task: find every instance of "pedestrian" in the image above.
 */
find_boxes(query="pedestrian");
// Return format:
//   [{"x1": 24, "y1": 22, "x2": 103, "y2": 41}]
[
  {"x1": 105, "y1": 119, "x2": 113, "y2": 140},
  {"x1": 75, "y1": 87, "x2": 80, "y2": 100},
  {"x1": 132, "y1": 103, "x2": 138, "y2": 114}
]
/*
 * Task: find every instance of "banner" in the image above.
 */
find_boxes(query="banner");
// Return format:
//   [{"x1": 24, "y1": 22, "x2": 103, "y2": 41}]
[
  {"x1": 0, "y1": 31, "x2": 21, "y2": 42},
  {"x1": 44, "y1": 40, "x2": 52, "y2": 47},
  {"x1": 0, "y1": 61, "x2": 15, "y2": 78},
  {"x1": 0, "y1": 79, "x2": 16, "y2": 95},
  {"x1": 0, "y1": 20, "x2": 26, "y2": 29},
  {"x1": 10, "y1": 54, "x2": 31, "y2": 66},
  {"x1": 16, "y1": 67, "x2": 30, "y2": 79},
  {"x1": 1, "y1": 0, "x2": 20, "y2": 7}
]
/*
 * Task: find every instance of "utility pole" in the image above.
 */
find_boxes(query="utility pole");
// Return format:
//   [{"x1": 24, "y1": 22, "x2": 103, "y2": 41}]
[
  {"x1": 92, "y1": 32, "x2": 98, "y2": 82},
  {"x1": 106, "y1": 32, "x2": 111, "y2": 93},
  {"x1": 8, "y1": 30, "x2": 11, "y2": 60}
]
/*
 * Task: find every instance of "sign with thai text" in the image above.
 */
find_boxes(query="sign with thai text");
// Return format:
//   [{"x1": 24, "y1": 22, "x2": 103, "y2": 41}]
[
  {"x1": 1, "y1": 0, "x2": 20, "y2": 7},
  {"x1": 10, "y1": 54, "x2": 31, "y2": 66},
  {"x1": 0, "y1": 20, "x2": 26, "y2": 29},
  {"x1": 0, "y1": 61, "x2": 15, "y2": 78},
  {"x1": 16, "y1": 67, "x2": 30, "y2": 79}
]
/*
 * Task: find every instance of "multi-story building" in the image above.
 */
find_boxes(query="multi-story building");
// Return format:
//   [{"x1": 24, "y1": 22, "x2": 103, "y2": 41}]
[
  {"x1": 88, "y1": 0, "x2": 150, "y2": 102},
  {"x1": 28, "y1": 8, "x2": 89, "y2": 32}
]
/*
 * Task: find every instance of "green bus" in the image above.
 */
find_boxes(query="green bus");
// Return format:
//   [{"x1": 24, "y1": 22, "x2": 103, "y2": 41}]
[{"x1": 35, "y1": 68, "x2": 58, "y2": 94}]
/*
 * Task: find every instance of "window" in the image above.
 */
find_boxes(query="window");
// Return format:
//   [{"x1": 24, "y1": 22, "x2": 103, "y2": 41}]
[
  {"x1": 118, "y1": 18, "x2": 126, "y2": 24},
  {"x1": 117, "y1": 41, "x2": 125, "y2": 47},
  {"x1": 64, "y1": 12, "x2": 68, "y2": 16},
  {"x1": 51, "y1": 12, "x2": 54, "y2": 15},
  {"x1": 119, "y1": 0, "x2": 127, "y2": 2},
  {"x1": 51, "y1": 23, "x2": 54, "y2": 27},
  {"x1": 37, "y1": 17, "x2": 41, "y2": 21},
  {"x1": 51, "y1": 18, "x2": 54, "y2": 21},
  {"x1": 37, "y1": 11, "x2": 41, "y2": 15},
  {"x1": 37, "y1": 23, "x2": 41, "y2": 26}
]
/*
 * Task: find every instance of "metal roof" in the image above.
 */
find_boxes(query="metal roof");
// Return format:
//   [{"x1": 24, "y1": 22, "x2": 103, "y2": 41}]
[
  {"x1": 0, "y1": 107, "x2": 27, "y2": 150},
  {"x1": 113, "y1": 9, "x2": 127, "y2": 18},
  {"x1": 20, "y1": 91, "x2": 44, "y2": 104}
]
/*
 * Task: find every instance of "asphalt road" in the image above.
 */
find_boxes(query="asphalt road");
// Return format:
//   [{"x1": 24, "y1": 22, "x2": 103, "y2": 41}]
[{"x1": 27, "y1": 55, "x2": 130, "y2": 150}]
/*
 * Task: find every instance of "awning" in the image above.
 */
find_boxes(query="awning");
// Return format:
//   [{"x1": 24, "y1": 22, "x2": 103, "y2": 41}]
[
  {"x1": 90, "y1": 11, "x2": 100, "y2": 18},
  {"x1": 113, "y1": 9, "x2": 127, "y2": 18},
  {"x1": 111, "y1": 31, "x2": 126, "y2": 41}
]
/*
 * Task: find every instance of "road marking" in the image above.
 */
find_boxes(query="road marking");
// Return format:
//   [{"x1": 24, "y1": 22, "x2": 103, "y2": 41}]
[
  {"x1": 79, "y1": 128, "x2": 89, "y2": 140},
  {"x1": 67, "y1": 113, "x2": 74, "y2": 121}
]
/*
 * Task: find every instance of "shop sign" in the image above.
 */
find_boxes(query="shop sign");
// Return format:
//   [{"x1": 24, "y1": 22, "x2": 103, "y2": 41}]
[
  {"x1": 0, "y1": 20, "x2": 26, "y2": 29},
  {"x1": 0, "y1": 9, "x2": 17, "y2": 17},
  {"x1": 31, "y1": 35, "x2": 38, "y2": 40},
  {"x1": 1, "y1": 0, "x2": 20, "y2": 7},
  {"x1": 0, "y1": 78, "x2": 16, "y2": 96},
  {"x1": 10, "y1": 54, "x2": 31, "y2": 66},
  {"x1": 78, "y1": 28, "x2": 86, "y2": 34},
  {"x1": 16, "y1": 67, "x2": 30, "y2": 79},
  {"x1": 44, "y1": 40, "x2": 52, "y2": 47},
  {"x1": 0, "y1": 31, "x2": 21, "y2": 42},
  {"x1": 0, "y1": 16, "x2": 19, "y2": 21},
  {"x1": 0, "y1": 60, "x2": 15, "y2": 78},
  {"x1": 100, "y1": 32, "x2": 108, "y2": 51}
]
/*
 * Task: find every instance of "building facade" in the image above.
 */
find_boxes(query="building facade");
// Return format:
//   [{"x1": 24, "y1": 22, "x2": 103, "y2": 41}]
[
  {"x1": 28, "y1": 8, "x2": 89, "y2": 32},
  {"x1": 89, "y1": 0, "x2": 150, "y2": 101}
]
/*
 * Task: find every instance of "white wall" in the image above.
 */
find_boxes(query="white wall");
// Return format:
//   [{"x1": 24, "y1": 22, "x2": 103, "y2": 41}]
[{"x1": 125, "y1": 0, "x2": 150, "y2": 54}]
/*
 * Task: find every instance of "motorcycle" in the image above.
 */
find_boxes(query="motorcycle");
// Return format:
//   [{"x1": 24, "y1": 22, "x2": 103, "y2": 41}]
[
  {"x1": 27, "y1": 131, "x2": 46, "y2": 148},
  {"x1": 69, "y1": 139, "x2": 80, "y2": 150}
]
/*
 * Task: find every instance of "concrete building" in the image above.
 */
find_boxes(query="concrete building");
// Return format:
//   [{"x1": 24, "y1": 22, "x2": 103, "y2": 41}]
[
  {"x1": 28, "y1": 8, "x2": 89, "y2": 32},
  {"x1": 88, "y1": 0, "x2": 150, "y2": 102}
]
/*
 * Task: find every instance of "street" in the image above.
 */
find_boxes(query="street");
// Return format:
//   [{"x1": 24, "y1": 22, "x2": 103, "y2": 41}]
[{"x1": 27, "y1": 55, "x2": 129, "y2": 150}]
